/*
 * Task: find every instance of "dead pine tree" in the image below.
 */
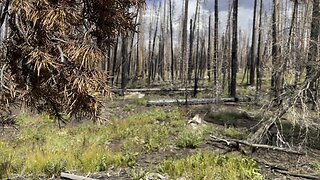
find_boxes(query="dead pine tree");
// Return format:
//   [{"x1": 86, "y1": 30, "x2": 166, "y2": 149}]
[
  {"x1": 214, "y1": 0, "x2": 219, "y2": 93},
  {"x1": 255, "y1": 0, "x2": 263, "y2": 94},
  {"x1": 230, "y1": 0, "x2": 238, "y2": 99},
  {"x1": 180, "y1": 0, "x2": 189, "y2": 81},
  {"x1": 207, "y1": 15, "x2": 212, "y2": 82},
  {"x1": 249, "y1": 0, "x2": 258, "y2": 85},
  {"x1": 188, "y1": 19, "x2": 194, "y2": 83},
  {"x1": 135, "y1": 6, "x2": 145, "y2": 81},
  {"x1": 271, "y1": 0, "x2": 282, "y2": 105},
  {"x1": 188, "y1": 0, "x2": 200, "y2": 82},
  {"x1": 169, "y1": 0, "x2": 175, "y2": 83},
  {"x1": 121, "y1": 35, "x2": 129, "y2": 96},
  {"x1": 306, "y1": 0, "x2": 320, "y2": 106}
]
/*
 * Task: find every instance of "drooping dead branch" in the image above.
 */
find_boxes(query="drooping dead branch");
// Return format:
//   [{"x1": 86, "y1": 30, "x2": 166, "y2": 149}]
[{"x1": 0, "y1": 0, "x2": 145, "y2": 124}]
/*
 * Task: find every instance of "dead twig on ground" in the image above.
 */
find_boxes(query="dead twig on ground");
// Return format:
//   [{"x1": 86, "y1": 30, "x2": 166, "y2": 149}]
[
  {"x1": 273, "y1": 169, "x2": 320, "y2": 180},
  {"x1": 209, "y1": 135, "x2": 305, "y2": 155}
]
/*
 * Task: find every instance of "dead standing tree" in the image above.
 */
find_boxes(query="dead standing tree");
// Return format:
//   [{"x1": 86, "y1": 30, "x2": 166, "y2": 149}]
[
  {"x1": 230, "y1": 0, "x2": 238, "y2": 98},
  {"x1": 250, "y1": 0, "x2": 320, "y2": 146}
]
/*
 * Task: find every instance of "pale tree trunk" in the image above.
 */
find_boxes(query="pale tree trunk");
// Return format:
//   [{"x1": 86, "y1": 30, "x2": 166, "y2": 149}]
[
  {"x1": 271, "y1": 0, "x2": 282, "y2": 103},
  {"x1": 306, "y1": 0, "x2": 320, "y2": 104},
  {"x1": 148, "y1": 4, "x2": 160, "y2": 85},
  {"x1": 136, "y1": 7, "x2": 145, "y2": 80}
]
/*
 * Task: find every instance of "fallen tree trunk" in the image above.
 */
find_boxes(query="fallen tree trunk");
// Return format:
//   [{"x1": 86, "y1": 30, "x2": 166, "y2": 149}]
[
  {"x1": 112, "y1": 87, "x2": 209, "y2": 93},
  {"x1": 147, "y1": 97, "x2": 252, "y2": 106},
  {"x1": 60, "y1": 172, "x2": 97, "y2": 180},
  {"x1": 274, "y1": 169, "x2": 320, "y2": 180},
  {"x1": 209, "y1": 135, "x2": 305, "y2": 155}
]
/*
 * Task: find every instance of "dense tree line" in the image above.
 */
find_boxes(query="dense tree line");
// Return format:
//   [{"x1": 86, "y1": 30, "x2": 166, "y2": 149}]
[{"x1": 103, "y1": 0, "x2": 319, "y2": 104}]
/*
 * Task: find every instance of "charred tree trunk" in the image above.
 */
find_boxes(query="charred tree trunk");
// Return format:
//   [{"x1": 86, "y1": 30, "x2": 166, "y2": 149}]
[
  {"x1": 207, "y1": 15, "x2": 212, "y2": 81},
  {"x1": 230, "y1": 0, "x2": 238, "y2": 98},
  {"x1": 214, "y1": 0, "x2": 219, "y2": 89},
  {"x1": 121, "y1": 36, "x2": 129, "y2": 95},
  {"x1": 249, "y1": 0, "x2": 258, "y2": 85},
  {"x1": 256, "y1": 0, "x2": 263, "y2": 93},
  {"x1": 169, "y1": 0, "x2": 174, "y2": 83},
  {"x1": 180, "y1": 0, "x2": 189, "y2": 80},
  {"x1": 111, "y1": 36, "x2": 119, "y2": 86},
  {"x1": 188, "y1": 19, "x2": 194, "y2": 82}
]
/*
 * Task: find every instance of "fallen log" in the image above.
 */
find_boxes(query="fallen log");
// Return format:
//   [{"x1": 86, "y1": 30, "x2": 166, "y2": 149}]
[
  {"x1": 147, "y1": 97, "x2": 252, "y2": 106},
  {"x1": 60, "y1": 172, "x2": 97, "y2": 180},
  {"x1": 274, "y1": 169, "x2": 320, "y2": 180},
  {"x1": 112, "y1": 88, "x2": 209, "y2": 93},
  {"x1": 209, "y1": 135, "x2": 305, "y2": 155}
]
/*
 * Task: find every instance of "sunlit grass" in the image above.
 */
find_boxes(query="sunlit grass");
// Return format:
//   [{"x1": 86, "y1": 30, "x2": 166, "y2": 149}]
[
  {"x1": 158, "y1": 151, "x2": 263, "y2": 180},
  {"x1": 0, "y1": 108, "x2": 186, "y2": 178}
]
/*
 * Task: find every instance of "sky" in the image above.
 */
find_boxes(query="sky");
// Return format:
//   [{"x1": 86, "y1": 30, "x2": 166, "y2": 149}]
[{"x1": 146, "y1": 0, "x2": 273, "y2": 32}]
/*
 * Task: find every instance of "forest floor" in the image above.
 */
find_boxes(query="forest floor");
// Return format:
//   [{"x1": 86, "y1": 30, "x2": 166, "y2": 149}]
[{"x1": 1, "y1": 92, "x2": 320, "y2": 179}]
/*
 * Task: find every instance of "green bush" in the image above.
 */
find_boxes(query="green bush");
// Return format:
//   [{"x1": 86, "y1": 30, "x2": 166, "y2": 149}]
[{"x1": 176, "y1": 129, "x2": 204, "y2": 149}]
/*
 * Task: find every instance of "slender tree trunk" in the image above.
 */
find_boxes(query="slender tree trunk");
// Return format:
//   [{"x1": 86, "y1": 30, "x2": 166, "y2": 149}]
[
  {"x1": 214, "y1": 0, "x2": 219, "y2": 90},
  {"x1": 207, "y1": 15, "x2": 212, "y2": 81},
  {"x1": 180, "y1": 0, "x2": 189, "y2": 80},
  {"x1": 136, "y1": 7, "x2": 145, "y2": 80},
  {"x1": 169, "y1": 0, "x2": 174, "y2": 83},
  {"x1": 194, "y1": 23, "x2": 200, "y2": 97},
  {"x1": 111, "y1": 36, "x2": 119, "y2": 86},
  {"x1": 249, "y1": 0, "x2": 258, "y2": 85},
  {"x1": 188, "y1": 19, "x2": 194, "y2": 82},
  {"x1": 256, "y1": 0, "x2": 263, "y2": 93},
  {"x1": 271, "y1": 0, "x2": 281, "y2": 103},
  {"x1": 230, "y1": 0, "x2": 238, "y2": 98},
  {"x1": 121, "y1": 36, "x2": 129, "y2": 95},
  {"x1": 148, "y1": 4, "x2": 160, "y2": 85}
]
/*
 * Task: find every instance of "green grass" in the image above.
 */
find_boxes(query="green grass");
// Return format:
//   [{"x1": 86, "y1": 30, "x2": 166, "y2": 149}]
[
  {"x1": 314, "y1": 162, "x2": 320, "y2": 172},
  {"x1": 158, "y1": 151, "x2": 263, "y2": 180},
  {"x1": 0, "y1": 107, "x2": 264, "y2": 179},
  {"x1": 0, "y1": 108, "x2": 186, "y2": 178},
  {"x1": 175, "y1": 127, "x2": 209, "y2": 149}
]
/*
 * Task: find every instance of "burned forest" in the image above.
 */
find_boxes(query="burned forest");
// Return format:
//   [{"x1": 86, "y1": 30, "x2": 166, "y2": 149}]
[{"x1": 0, "y1": 0, "x2": 320, "y2": 179}]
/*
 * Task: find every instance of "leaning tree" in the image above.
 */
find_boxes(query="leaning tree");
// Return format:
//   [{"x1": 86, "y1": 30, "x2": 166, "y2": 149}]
[{"x1": 0, "y1": 0, "x2": 144, "y2": 126}]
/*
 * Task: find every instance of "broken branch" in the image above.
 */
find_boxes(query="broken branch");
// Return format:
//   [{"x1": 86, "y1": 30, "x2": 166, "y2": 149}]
[{"x1": 209, "y1": 135, "x2": 305, "y2": 155}]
